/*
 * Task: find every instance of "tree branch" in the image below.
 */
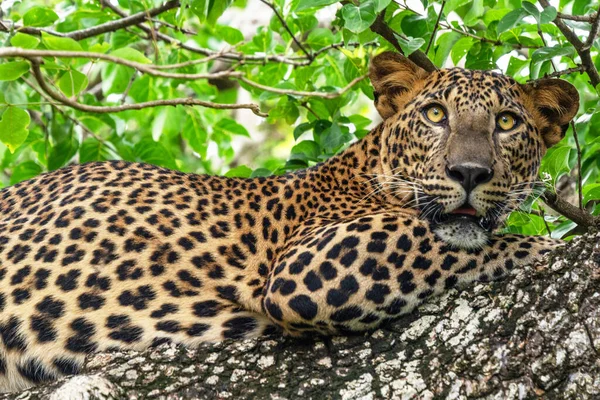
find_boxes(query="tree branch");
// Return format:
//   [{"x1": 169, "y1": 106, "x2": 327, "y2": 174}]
[
  {"x1": 0, "y1": 48, "x2": 242, "y2": 80},
  {"x1": 67, "y1": 0, "x2": 180, "y2": 41},
  {"x1": 0, "y1": 1, "x2": 181, "y2": 41},
  {"x1": 425, "y1": 1, "x2": 445, "y2": 54},
  {"x1": 28, "y1": 59, "x2": 267, "y2": 117},
  {"x1": 539, "y1": 0, "x2": 600, "y2": 87},
  {"x1": 259, "y1": 0, "x2": 312, "y2": 61},
  {"x1": 543, "y1": 191, "x2": 599, "y2": 228},
  {"x1": 239, "y1": 75, "x2": 367, "y2": 99},
  {"x1": 369, "y1": 11, "x2": 437, "y2": 72}
]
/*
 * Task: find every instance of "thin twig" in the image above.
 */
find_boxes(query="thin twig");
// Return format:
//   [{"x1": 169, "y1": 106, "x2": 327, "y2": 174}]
[
  {"x1": 259, "y1": 0, "x2": 312, "y2": 60},
  {"x1": 538, "y1": 65, "x2": 585, "y2": 79},
  {"x1": 582, "y1": 10, "x2": 600, "y2": 51},
  {"x1": 0, "y1": 48, "x2": 242, "y2": 80},
  {"x1": 22, "y1": 77, "x2": 105, "y2": 142},
  {"x1": 425, "y1": 1, "x2": 445, "y2": 54},
  {"x1": 571, "y1": 121, "x2": 584, "y2": 210},
  {"x1": 28, "y1": 59, "x2": 268, "y2": 117},
  {"x1": 557, "y1": 11, "x2": 597, "y2": 22},
  {"x1": 539, "y1": 0, "x2": 600, "y2": 87},
  {"x1": 239, "y1": 75, "x2": 367, "y2": 99}
]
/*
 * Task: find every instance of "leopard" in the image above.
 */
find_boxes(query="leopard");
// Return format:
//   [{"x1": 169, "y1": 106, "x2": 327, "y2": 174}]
[{"x1": 0, "y1": 51, "x2": 579, "y2": 392}]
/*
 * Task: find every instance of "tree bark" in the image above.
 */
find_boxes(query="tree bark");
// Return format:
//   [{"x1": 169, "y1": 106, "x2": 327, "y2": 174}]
[{"x1": 3, "y1": 231, "x2": 600, "y2": 400}]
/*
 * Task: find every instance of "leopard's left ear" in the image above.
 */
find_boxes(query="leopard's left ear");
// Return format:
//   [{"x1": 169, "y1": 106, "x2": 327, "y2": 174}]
[
  {"x1": 522, "y1": 79, "x2": 579, "y2": 148},
  {"x1": 369, "y1": 51, "x2": 430, "y2": 119}
]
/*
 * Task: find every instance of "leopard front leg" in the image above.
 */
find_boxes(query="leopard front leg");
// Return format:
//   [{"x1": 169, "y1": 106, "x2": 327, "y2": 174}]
[{"x1": 262, "y1": 213, "x2": 560, "y2": 336}]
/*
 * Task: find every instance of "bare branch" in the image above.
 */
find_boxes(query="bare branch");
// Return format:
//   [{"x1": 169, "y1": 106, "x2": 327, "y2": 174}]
[
  {"x1": 582, "y1": 10, "x2": 600, "y2": 51},
  {"x1": 22, "y1": 77, "x2": 105, "y2": 142},
  {"x1": 369, "y1": 11, "x2": 437, "y2": 72},
  {"x1": 539, "y1": 0, "x2": 600, "y2": 87},
  {"x1": 535, "y1": 65, "x2": 585, "y2": 80},
  {"x1": 557, "y1": 11, "x2": 597, "y2": 22},
  {"x1": 543, "y1": 191, "x2": 599, "y2": 228},
  {"x1": 0, "y1": 1, "x2": 180, "y2": 40},
  {"x1": 28, "y1": 59, "x2": 268, "y2": 117},
  {"x1": 67, "y1": 0, "x2": 180, "y2": 41},
  {"x1": 426, "y1": 1, "x2": 445, "y2": 54},
  {"x1": 239, "y1": 75, "x2": 367, "y2": 99},
  {"x1": 0, "y1": 48, "x2": 242, "y2": 81}
]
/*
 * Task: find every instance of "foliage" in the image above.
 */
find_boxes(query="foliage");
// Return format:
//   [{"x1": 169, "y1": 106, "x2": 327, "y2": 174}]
[{"x1": 0, "y1": 0, "x2": 598, "y2": 237}]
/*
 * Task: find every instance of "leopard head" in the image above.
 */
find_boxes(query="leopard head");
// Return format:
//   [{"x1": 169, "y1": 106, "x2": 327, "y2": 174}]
[{"x1": 369, "y1": 52, "x2": 579, "y2": 249}]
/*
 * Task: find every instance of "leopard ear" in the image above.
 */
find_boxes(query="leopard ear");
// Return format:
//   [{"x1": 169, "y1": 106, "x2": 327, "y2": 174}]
[
  {"x1": 369, "y1": 51, "x2": 430, "y2": 119},
  {"x1": 522, "y1": 79, "x2": 579, "y2": 148}
]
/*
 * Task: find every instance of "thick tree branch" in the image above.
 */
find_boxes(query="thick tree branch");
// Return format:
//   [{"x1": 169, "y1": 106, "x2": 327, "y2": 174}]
[
  {"x1": 369, "y1": 11, "x2": 437, "y2": 72},
  {"x1": 543, "y1": 191, "x2": 599, "y2": 228}
]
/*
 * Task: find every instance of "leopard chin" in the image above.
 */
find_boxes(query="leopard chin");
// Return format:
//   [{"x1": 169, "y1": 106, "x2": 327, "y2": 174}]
[{"x1": 432, "y1": 217, "x2": 490, "y2": 249}]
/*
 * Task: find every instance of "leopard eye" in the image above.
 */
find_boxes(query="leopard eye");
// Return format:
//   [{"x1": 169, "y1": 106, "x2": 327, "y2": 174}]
[
  {"x1": 497, "y1": 112, "x2": 518, "y2": 131},
  {"x1": 424, "y1": 105, "x2": 446, "y2": 124}
]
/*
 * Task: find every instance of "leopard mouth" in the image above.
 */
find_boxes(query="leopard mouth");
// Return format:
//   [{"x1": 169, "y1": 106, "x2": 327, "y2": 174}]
[
  {"x1": 436, "y1": 205, "x2": 496, "y2": 231},
  {"x1": 419, "y1": 199, "x2": 496, "y2": 232}
]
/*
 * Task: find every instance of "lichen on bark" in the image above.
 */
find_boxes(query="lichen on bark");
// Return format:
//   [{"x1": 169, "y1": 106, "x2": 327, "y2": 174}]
[{"x1": 4, "y1": 231, "x2": 600, "y2": 400}]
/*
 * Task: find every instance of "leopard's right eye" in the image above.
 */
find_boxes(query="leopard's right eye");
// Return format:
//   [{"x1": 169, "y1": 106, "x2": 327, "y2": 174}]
[{"x1": 424, "y1": 105, "x2": 447, "y2": 124}]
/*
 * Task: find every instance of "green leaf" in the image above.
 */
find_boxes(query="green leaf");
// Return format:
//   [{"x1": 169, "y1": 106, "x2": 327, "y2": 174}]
[
  {"x1": 23, "y1": 6, "x2": 59, "y2": 27},
  {"x1": 397, "y1": 36, "x2": 426, "y2": 56},
  {"x1": 214, "y1": 118, "x2": 250, "y2": 137},
  {"x1": 10, "y1": 161, "x2": 41, "y2": 185},
  {"x1": 80, "y1": 138, "x2": 109, "y2": 163},
  {"x1": 521, "y1": 2, "x2": 540, "y2": 19},
  {"x1": 446, "y1": 0, "x2": 471, "y2": 13},
  {"x1": 434, "y1": 32, "x2": 461, "y2": 67},
  {"x1": 341, "y1": 2, "x2": 377, "y2": 34},
  {"x1": 225, "y1": 165, "x2": 252, "y2": 178},
  {"x1": 306, "y1": 28, "x2": 335, "y2": 50},
  {"x1": 450, "y1": 37, "x2": 474, "y2": 65},
  {"x1": 540, "y1": 144, "x2": 571, "y2": 182},
  {"x1": 296, "y1": 0, "x2": 338, "y2": 11},
  {"x1": 531, "y1": 46, "x2": 574, "y2": 64},
  {"x1": 89, "y1": 42, "x2": 111, "y2": 53},
  {"x1": 57, "y1": 69, "x2": 88, "y2": 97},
  {"x1": 293, "y1": 122, "x2": 313, "y2": 140},
  {"x1": 134, "y1": 138, "x2": 176, "y2": 169},
  {"x1": 540, "y1": 6, "x2": 557, "y2": 24},
  {"x1": 207, "y1": 0, "x2": 234, "y2": 25},
  {"x1": 321, "y1": 124, "x2": 346, "y2": 150},
  {"x1": 217, "y1": 26, "x2": 244, "y2": 44},
  {"x1": 250, "y1": 168, "x2": 272, "y2": 178},
  {"x1": 41, "y1": 32, "x2": 82, "y2": 51},
  {"x1": 10, "y1": 33, "x2": 40, "y2": 49},
  {"x1": 0, "y1": 61, "x2": 30, "y2": 81},
  {"x1": 291, "y1": 140, "x2": 320, "y2": 161},
  {"x1": 48, "y1": 135, "x2": 79, "y2": 170},
  {"x1": 0, "y1": 106, "x2": 30, "y2": 153},
  {"x1": 497, "y1": 8, "x2": 526, "y2": 33},
  {"x1": 583, "y1": 183, "x2": 600, "y2": 206},
  {"x1": 111, "y1": 47, "x2": 151, "y2": 64}
]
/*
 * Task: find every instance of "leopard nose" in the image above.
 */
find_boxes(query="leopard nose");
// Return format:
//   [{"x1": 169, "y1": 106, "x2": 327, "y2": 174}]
[{"x1": 445, "y1": 164, "x2": 494, "y2": 193}]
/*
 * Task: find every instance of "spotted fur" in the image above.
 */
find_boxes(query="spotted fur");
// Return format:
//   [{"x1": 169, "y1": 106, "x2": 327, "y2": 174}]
[{"x1": 0, "y1": 52, "x2": 578, "y2": 391}]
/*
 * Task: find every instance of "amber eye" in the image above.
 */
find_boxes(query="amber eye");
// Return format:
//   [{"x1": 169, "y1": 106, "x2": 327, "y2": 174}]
[
  {"x1": 425, "y1": 105, "x2": 446, "y2": 123},
  {"x1": 497, "y1": 113, "x2": 518, "y2": 131}
]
